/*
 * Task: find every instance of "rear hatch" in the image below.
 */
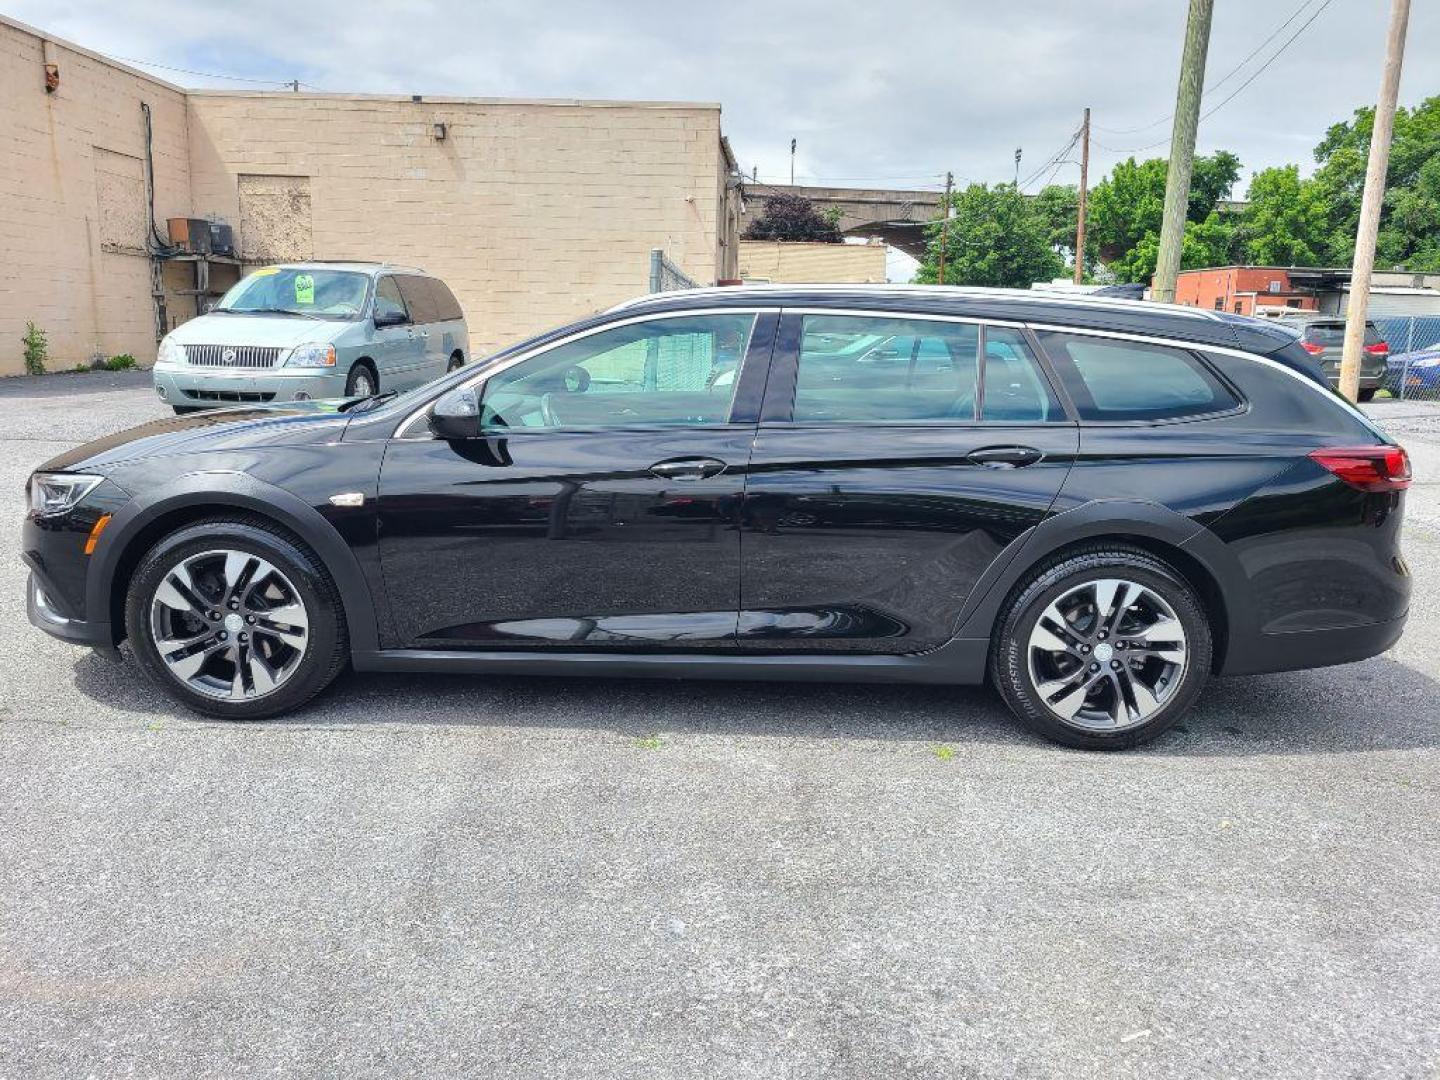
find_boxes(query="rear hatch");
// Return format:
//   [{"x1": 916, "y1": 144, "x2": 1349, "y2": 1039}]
[{"x1": 1298, "y1": 321, "x2": 1389, "y2": 379}]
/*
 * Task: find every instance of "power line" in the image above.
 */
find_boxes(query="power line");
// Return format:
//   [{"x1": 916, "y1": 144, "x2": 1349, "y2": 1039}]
[
  {"x1": 1093, "y1": 0, "x2": 1333, "y2": 157},
  {"x1": 108, "y1": 52, "x2": 316, "y2": 89},
  {"x1": 1094, "y1": 0, "x2": 1320, "y2": 136},
  {"x1": 1019, "y1": 127, "x2": 1081, "y2": 191}
]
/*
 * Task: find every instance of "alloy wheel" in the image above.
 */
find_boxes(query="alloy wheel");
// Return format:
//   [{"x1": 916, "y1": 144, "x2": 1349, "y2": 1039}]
[
  {"x1": 1025, "y1": 577, "x2": 1188, "y2": 732},
  {"x1": 351, "y1": 370, "x2": 375, "y2": 396},
  {"x1": 148, "y1": 549, "x2": 310, "y2": 701}
]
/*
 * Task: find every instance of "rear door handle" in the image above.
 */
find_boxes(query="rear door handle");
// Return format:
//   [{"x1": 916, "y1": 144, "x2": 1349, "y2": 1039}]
[
  {"x1": 649, "y1": 457, "x2": 727, "y2": 480},
  {"x1": 965, "y1": 445, "x2": 1044, "y2": 469}
]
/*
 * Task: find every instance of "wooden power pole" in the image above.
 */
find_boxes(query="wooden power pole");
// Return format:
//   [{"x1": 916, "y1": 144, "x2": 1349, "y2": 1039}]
[
  {"x1": 937, "y1": 171, "x2": 954, "y2": 285},
  {"x1": 1339, "y1": 0, "x2": 1411, "y2": 402},
  {"x1": 1152, "y1": 0, "x2": 1215, "y2": 303},
  {"x1": 1074, "y1": 108, "x2": 1090, "y2": 285}
]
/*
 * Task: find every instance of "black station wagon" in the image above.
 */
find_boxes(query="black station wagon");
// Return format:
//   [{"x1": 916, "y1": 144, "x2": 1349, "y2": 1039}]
[{"x1": 24, "y1": 286, "x2": 1412, "y2": 748}]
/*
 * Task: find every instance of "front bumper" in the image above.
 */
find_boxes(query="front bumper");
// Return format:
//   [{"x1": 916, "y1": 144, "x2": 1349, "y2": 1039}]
[
  {"x1": 153, "y1": 366, "x2": 349, "y2": 406},
  {"x1": 26, "y1": 569, "x2": 111, "y2": 647}
]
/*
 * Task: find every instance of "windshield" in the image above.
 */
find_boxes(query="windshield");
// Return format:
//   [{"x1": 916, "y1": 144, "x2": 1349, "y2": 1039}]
[{"x1": 216, "y1": 267, "x2": 370, "y2": 319}]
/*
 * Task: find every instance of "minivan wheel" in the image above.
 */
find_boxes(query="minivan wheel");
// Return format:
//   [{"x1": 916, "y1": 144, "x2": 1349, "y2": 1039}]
[
  {"x1": 125, "y1": 517, "x2": 348, "y2": 720},
  {"x1": 447, "y1": 351, "x2": 464, "y2": 372},
  {"x1": 991, "y1": 546, "x2": 1212, "y2": 750},
  {"x1": 345, "y1": 363, "x2": 377, "y2": 397}
]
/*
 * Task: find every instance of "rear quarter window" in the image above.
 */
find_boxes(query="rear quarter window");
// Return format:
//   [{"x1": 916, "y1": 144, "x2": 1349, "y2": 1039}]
[
  {"x1": 428, "y1": 278, "x2": 465, "y2": 322},
  {"x1": 1035, "y1": 332, "x2": 1239, "y2": 422}
]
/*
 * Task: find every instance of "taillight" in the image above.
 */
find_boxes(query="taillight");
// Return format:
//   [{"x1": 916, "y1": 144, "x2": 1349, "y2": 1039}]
[
  {"x1": 1300, "y1": 340, "x2": 1324, "y2": 355},
  {"x1": 1365, "y1": 342, "x2": 1389, "y2": 355},
  {"x1": 1309, "y1": 445, "x2": 1412, "y2": 493}
]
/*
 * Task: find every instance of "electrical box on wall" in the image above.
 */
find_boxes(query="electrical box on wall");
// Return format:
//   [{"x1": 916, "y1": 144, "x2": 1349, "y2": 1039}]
[{"x1": 166, "y1": 217, "x2": 213, "y2": 254}]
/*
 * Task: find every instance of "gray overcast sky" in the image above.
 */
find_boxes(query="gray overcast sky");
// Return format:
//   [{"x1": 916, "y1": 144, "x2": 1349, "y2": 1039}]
[{"x1": 18, "y1": 0, "x2": 1437, "y2": 196}]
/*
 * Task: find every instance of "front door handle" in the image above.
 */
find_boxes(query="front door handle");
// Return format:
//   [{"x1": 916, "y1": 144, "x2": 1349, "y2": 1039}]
[
  {"x1": 649, "y1": 457, "x2": 727, "y2": 481},
  {"x1": 965, "y1": 445, "x2": 1044, "y2": 469}
]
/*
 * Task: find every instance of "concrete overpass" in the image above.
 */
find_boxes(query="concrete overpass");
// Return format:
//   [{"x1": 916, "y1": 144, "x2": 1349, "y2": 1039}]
[{"x1": 740, "y1": 183, "x2": 943, "y2": 258}]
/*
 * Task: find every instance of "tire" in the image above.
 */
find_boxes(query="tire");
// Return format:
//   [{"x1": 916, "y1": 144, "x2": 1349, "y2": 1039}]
[
  {"x1": 990, "y1": 545, "x2": 1212, "y2": 750},
  {"x1": 446, "y1": 351, "x2": 464, "y2": 373},
  {"x1": 1358, "y1": 388, "x2": 1377, "y2": 402},
  {"x1": 124, "y1": 516, "x2": 349, "y2": 720},
  {"x1": 345, "y1": 362, "x2": 378, "y2": 397}
]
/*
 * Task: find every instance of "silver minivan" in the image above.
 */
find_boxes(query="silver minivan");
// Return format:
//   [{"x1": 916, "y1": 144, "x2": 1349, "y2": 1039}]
[{"x1": 153, "y1": 262, "x2": 469, "y2": 413}]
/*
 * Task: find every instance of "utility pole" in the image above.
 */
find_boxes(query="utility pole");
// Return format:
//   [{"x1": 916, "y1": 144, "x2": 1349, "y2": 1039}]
[
  {"x1": 1074, "y1": 107, "x2": 1091, "y2": 285},
  {"x1": 1339, "y1": 0, "x2": 1411, "y2": 402},
  {"x1": 938, "y1": 170, "x2": 954, "y2": 286},
  {"x1": 1014, "y1": 148, "x2": 1022, "y2": 187},
  {"x1": 1152, "y1": 0, "x2": 1215, "y2": 303},
  {"x1": 790, "y1": 138, "x2": 797, "y2": 186},
  {"x1": 290, "y1": 79, "x2": 299, "y2": 92}
]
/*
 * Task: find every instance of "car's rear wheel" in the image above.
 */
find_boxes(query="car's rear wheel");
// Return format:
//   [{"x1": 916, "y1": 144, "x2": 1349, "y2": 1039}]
[
  {"x1": 991, "y1": 546, "x2": 1212, "y2": 750},
  {"x1": 345, "y1": 362, "x2": 377, "y2": 397},
  {"x1": 447, "y1": 351, "x2": 464, "y2": 372},
  {"x1": 1358, "y1": 388, "x2": 1377, "y2": 402},
  {"x1": 125, "y1": 517, "x2": 348, "y2": 719}
]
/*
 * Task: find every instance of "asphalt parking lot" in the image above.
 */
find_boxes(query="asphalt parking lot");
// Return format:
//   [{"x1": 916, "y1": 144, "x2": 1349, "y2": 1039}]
[{"x1": 2, "y1": 371, "x2": 1438, "y2": 1079}]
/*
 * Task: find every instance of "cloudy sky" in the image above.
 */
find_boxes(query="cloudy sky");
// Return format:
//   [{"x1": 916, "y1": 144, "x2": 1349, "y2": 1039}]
[{"x1": 18, "y1": 0, "x2": 1435, "y2": 198}]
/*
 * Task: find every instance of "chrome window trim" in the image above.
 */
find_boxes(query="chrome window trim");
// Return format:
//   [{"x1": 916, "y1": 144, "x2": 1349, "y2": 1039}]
[
  {"x1": 394, "y1": 307, "x2": 772, "y2": 439},
  {"x1": 1021, "y1": 320, "x2": 1382, "y2": 434},
  {"x1": 782, "y1": 306, "x2": 1026, "y2": 329}
]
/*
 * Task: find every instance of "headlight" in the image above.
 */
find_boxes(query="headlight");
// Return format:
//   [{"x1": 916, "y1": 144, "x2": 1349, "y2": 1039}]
[
  {"x1": 284, "y1": 343, "x2": 337, "y2": 368},
  {"x1": 28, "y1": 473, "x2": 104, "y2": 516},
  {"x1": 156, "y1": 337, "x2": 185, "y2": 366}
]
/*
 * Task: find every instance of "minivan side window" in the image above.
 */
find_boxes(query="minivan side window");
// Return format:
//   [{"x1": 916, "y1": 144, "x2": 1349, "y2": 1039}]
[
  {"x1": 429, "y1": 278, "x2": 464, "y2": 322},
  {"x1": 480, "y1": 313, "x2": 757, "y2": 430},
  {"x1": 396, "y1": 276, "x2": 437, "y2": 324},
  {"x1": 1035, "y1": 331, "x2": 1239, "y2": 421},
  {"x1": 373, "y1": 277, "x2": 408, "y2": 323},
  {"x1": 793, "y1": 315, "x2": 979, "y2": 422}
]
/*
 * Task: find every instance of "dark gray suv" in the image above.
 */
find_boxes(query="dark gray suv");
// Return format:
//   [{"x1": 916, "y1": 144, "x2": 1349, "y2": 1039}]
[{"x1": 1276, "y1": 315, "x2": 1390, "y2": 400}]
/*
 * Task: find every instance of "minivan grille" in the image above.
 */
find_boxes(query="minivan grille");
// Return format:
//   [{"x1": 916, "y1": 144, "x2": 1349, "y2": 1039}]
[{"x1": 183, "y1": 344, "x2": 283, "y2": 368}]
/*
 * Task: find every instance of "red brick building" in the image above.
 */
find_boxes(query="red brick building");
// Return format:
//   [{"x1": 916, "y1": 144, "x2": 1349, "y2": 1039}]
[{"x1": 1173, "y1": 267, "x2": 1320, "y2": 317}]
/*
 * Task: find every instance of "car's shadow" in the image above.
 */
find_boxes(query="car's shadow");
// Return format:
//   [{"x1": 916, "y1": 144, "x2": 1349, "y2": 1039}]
[{"x1": 69, "y1": 647, "x2": 1440, "y2": 756}]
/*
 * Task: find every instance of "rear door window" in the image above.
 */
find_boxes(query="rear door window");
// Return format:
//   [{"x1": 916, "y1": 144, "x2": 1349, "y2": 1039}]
[
  {"x1": 982, "y1": 327, "x2": 1063, "y2": 422},
  {"x1": 397, "y1": 275, "x2": 438, "y2": 324},
  {"x1": 1035, "y1": 332, "x2": 1239, "y2": 421}
]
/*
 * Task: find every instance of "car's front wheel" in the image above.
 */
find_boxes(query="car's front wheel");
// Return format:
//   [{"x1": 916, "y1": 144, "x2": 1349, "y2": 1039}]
[
  {"x1": 125, "y1": 517, "x2": 348, "y2": 719},
  {"x1": 991, "y1": 546, "x2": 1212, "y2": 749}
]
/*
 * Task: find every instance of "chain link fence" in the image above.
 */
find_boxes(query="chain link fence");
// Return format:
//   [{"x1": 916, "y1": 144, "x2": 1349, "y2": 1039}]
[
  {"x1": 1373, "y1": 315, "x2": 1440, "y2": 402},
  {"x1": 648, "y1": 248, "x2": 699, "y2": 293}
]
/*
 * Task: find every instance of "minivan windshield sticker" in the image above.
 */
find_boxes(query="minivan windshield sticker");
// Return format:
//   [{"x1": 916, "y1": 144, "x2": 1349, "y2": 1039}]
[{"x1": 294, "y1": 274, "x2": 315, "y2": 305}]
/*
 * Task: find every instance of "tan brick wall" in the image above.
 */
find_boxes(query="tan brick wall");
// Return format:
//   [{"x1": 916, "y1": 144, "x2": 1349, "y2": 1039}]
[
  {"x1": 738, "y1": 241, "x2": 888, "y2": 284},
  {"x1": 186, "y1": 92, "x2": 726, "y2": 356},
  {"x1": 1, "y1": 14, "x2": 733, "y2": 376},
  {"x1": 0, "y1": 17, "x2": 192, "y2": 374}
]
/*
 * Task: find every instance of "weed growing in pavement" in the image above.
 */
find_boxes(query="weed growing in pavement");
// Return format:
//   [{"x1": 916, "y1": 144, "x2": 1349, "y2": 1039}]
[{"x1": 22, "y1": 322, "x2": 47, "y2": 375}]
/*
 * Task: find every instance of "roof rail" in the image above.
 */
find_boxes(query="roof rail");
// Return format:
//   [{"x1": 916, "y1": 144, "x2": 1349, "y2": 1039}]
[{"x1": 607, "y1": 283, "x2": 1221, "y2": 321}]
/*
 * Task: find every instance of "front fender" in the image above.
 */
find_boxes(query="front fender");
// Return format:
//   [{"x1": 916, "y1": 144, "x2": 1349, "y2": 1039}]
[{"x1": 88, "y1": 470, "x2": 379, "y2": 653}]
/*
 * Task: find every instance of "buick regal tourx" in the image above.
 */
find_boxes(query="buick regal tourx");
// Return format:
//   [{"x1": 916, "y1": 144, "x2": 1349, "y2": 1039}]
[{"x1": 25, "y1": 287, "x2": 1412, "y2": 749}]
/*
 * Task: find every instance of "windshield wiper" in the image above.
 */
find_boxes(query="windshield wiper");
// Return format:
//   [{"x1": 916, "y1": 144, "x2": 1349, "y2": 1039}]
[
  {"x1": 219, "y1": 307, "x2": 326, "y2": 321},
  {"x1": 342, "y1": 389, "x2": 400, "y2": 413}
]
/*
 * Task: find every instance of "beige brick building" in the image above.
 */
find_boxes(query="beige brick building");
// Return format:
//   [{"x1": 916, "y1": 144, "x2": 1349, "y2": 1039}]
[
  {"x1": 738, "y1": 240, "x2": 888, "y2": 284},
  {"x1": 0, "y1": 15, "x2": 742, "y2": 376}
]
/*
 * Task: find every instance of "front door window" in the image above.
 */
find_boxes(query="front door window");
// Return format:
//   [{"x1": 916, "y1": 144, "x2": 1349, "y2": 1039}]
[{"x1": 479, "y1": 313, "x2": 757, "y2": 430}]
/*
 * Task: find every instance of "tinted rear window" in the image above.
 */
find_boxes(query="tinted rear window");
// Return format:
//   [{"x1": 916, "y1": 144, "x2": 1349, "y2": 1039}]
[
  {"x1": 396, "y1": 276, "x2": 437, "y2": 324},
  {"x1": 1036, "y1": 332, "x2": 1239, "y2": 421},
  {"x1": 428, "y1": 278, "x2": 464, "y2": 322},
  {"x1": 1304, "y1": 322, "x2": 1383, "y2": 346}
]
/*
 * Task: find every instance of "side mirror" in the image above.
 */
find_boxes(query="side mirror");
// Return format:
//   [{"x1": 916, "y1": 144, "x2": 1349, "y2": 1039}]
[
  {"x1": 374, "y1": 309, "x2": 407, "y2": 329},
  {"x1": 431, "y1": 386, "x2": 481, "y2": 440}
]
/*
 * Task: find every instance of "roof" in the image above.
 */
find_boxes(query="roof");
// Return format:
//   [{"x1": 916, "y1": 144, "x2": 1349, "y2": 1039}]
[
  {"x1": 609, "y1": 284, "x2": 1301, "y2": 356},
  {"x1": 262, "y1": 261, "x2": 427, "y2": 275}
]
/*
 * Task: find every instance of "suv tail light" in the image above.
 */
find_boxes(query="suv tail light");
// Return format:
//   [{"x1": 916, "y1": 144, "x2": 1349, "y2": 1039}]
[
  {"x1": 1300, "y1": 340, "x2": 1325, "y2": 355},
  {"x1": 1365, "y1": 341, "x2": 1389, "y2": 355},
  {"x1": 1309, "y1": 445, "x2": 1412, "y2": 493}
]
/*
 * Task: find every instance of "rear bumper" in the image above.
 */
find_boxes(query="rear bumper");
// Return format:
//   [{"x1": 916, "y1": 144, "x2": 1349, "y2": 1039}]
[{"x1": 1220, "y1": 613, "x2": 1406, "y2": 676}]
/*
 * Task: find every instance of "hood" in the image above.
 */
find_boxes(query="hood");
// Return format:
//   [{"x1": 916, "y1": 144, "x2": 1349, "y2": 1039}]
[
  {"x1": 167, "y1": 312, "x2": 350, "y2": 349},
  {"x1": 36, "y1": 401, "x2": 354, "y2": 474}
]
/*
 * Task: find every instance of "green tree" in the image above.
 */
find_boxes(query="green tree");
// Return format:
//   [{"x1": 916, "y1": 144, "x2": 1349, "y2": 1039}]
[
  {"x1": 1086, "y1": 151, "x2": 1242, "y2": 281},
  {"x1": 1032, "y1": 183, "x2": 1079, "y2": 259},
  {"x1": 1239, "y1": 165, "x2": 1328, "y2": 265},
  {"x1": 1312, "y1": 95, "x2": 1440, "y2": 268},
  {"x1": 915, "y1": 183, "x2": 1063, "y2": 288}
]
